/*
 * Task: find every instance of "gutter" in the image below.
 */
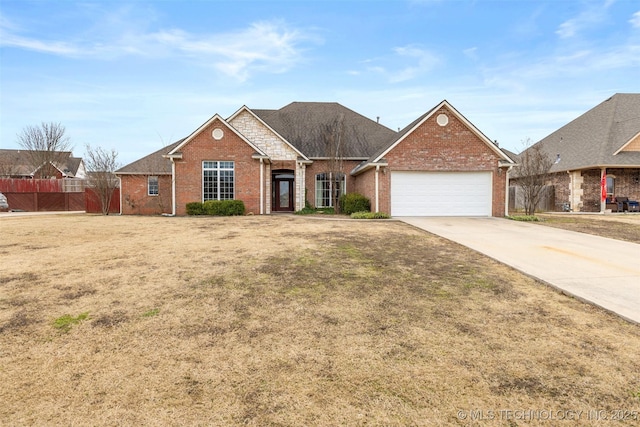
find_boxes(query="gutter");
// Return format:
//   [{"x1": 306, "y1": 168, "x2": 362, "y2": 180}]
[{"x1": 351, "y1": 160, "x2": 389, "y2": 176}]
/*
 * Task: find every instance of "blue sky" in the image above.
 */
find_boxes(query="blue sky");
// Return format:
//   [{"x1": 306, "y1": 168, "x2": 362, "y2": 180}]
[{"x1": 1, "y1": 0, "x2": 639, "y2": 165}]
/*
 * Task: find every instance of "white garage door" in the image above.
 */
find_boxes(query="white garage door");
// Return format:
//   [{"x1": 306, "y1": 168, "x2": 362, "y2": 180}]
[{"x1": 391, "y1": 171, "x2": 492, "y2": 216}]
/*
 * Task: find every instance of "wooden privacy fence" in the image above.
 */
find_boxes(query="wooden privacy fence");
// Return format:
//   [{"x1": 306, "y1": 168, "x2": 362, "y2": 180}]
[
  {"x1": 4, "y1": 192, "x2": 86, "y2": 212},
  {"x1": 0, "y1": 178, "x2": 120, "y2": 213},
  {"x1": 509, "y1": 185, "x2": 555, "y2": 212},
  {"x1": 0, "y1": 178, "x2": 69, "y2": 193},
  {"x1": 85, "y1": 188, "x2": 120, "y2": 214}
]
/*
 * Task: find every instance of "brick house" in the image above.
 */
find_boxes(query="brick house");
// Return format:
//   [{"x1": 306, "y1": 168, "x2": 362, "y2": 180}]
[
  {"x1": 0, "y1": 149, "x2": 86, "y2": 179},
  {"x1": 511, "y1": 93, "x2": 640, "y2": 213},
  {"x1": 115, "y1": 100, "x2": 515, "y2": 216}
]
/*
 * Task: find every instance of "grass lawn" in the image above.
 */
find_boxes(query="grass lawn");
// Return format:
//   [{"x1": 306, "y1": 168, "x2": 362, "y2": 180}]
[
  {"x1": 534, "y1": 213, "x2": 640, "y2": 244},
  {"x1": 1, "y1": 214, "x2": 639, "y2": 425}
]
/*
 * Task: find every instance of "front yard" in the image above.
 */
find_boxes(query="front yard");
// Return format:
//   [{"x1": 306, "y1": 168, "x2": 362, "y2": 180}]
[
  {"x1": 1, "y1": 214, "x2": 639, "y2": 425},
  {"x1": 535, "y1": 213, "x2": 640, "y2": 244}
]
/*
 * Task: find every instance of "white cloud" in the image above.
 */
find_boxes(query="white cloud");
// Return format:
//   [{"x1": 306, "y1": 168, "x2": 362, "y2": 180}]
[
  {"x1": 555, "y1": 1, "x2": 613, "y2": 38},
  {"x1": 630, "y1": 11, "x2": 640, "y2": 28},
  {"x1": 0, "y1": 32, "x2": 79, "y2": 55},
  {"x1": 365, "y1": 45, "x2": 441, "y2": 83},
  {"x1": 482, "y1": 42, "x2": 639, "y2": 86},
  {"x1": 0, "y1": 17, "x2": 317, "y2": 82},
  {"x1": 0, "y1": 15, "x2": 79, "y2": 55},
  {"x1": 463, "y1": 47, "x2": 478, "y2": 60}
]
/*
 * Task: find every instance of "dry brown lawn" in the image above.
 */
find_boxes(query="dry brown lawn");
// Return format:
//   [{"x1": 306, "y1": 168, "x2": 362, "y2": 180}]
[
  {"x1": 535, "y1": 213, "x2": 640, "y2": 244},
  {"x1": 1, "y1": 214, "x2": 639, "y2": 426}
]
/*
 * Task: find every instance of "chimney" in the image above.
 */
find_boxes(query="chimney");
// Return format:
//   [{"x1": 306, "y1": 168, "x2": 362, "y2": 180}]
[{"x1": 376, "y1": 116, "x2": 380, "y2": 124}]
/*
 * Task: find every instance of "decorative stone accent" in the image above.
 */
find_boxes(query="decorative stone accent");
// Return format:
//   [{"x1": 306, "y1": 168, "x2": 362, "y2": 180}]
[
  {"x1": 230, "y1": 111, "x2": 298, "y2": 160},
  {"x1": 569, "y1": 171, "x2": 584, "y2": 212}
]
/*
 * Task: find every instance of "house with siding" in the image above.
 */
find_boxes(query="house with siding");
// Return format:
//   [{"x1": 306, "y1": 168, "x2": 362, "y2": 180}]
[{"x1": 115, "y1": 100, "x2": 515, "y2": 216}]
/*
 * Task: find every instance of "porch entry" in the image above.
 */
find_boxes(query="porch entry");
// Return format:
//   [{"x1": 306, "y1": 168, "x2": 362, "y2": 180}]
[{"x1": 272, "y1": 169, "x2": 295, "y2": 212}]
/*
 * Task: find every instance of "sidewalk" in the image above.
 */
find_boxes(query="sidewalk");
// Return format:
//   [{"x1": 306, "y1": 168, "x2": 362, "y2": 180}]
[{"x1": 401, "y1": 217, "x2": 640, "y2": 324}]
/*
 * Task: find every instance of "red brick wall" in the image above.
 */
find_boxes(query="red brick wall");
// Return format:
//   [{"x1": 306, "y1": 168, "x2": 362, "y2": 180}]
[
  {"x1": 120, "y1": 174, "x2": 172, "y2": 215},
  {"x1": 351, "y1": 166, "x2": 391, "y2": 214},
  {"x1": 541, "y1": 168, "x2": 639, "y2": 213},
  {"x1": 382, "y1": 106, "x2": 507, "y2": 216},
  {"x1": 546, "y1": 172, "x2": 570, "y2": 212},
  {"x1": 580, "y1": 169, "x2": 603, "y2": 212},
  {"x1": 173, "y1": 118, "x2": 260, "y2": 216},
  {"x1": 352, "y1": 167, "x2": 375, "y2": 209},
  {"x1": 607, "y1": 168, "x2": 640, "y2": 203}
]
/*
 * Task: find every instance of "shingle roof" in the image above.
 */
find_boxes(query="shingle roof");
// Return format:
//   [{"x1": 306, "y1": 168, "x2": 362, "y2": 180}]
[
  {"x1": 115, "y1": 140, "x2": 183, "y2": 174},
  {"x1": 0, "y1": 149, "x2": 84, "y2": 177},
  {"x1": 531, "y1": 93, "x2": 640, "y2": 172},
  {"x1": 253, "y1": 102, "x2": 397, "y2": 158},
  {"x1": 500, "y1": 148, "x2": 520, "y2": 164}
]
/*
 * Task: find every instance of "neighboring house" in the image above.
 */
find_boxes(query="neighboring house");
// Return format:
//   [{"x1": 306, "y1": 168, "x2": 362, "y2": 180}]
[
  {"x1": 116, "y1": 100, "x2": 515, "y2": 216},
  {"x1": 0, "y1": 149, "x2": 86, "y2": 179},
  {"x1": 512, "y1": 93, "x2": 640, "y2": 212}
]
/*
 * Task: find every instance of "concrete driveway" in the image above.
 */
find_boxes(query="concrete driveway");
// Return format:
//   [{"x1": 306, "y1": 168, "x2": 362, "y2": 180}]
[{"x1": 401, "y1": 217, "x2": 640, "y2": 324}]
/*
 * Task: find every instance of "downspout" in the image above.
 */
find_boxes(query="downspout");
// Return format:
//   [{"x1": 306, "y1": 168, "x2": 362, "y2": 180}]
[
  {"x1": 118, "y1": 176, "x2": 123, "y2": 215},
  {"x1": 300, "y1": 162, "x2": 306, "y2": 211},
  {"x1": 171, "y1": 159, "x2": 177, "y2": 216},
  {"x1": 259, "y1": 158, "x2": 264, "y2": 215},
  {"x1": 505, "y1": 166, "x2": 512, "y2": 217},
  {"x1": 600, "y1": 167, "x2": 606, "y2": 213},
  {"x1": 375, "y1": 165, "x2": 380, "y2": 213}
]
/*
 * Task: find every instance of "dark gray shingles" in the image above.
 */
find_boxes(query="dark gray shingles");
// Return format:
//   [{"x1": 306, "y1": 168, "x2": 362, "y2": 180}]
[
  {"x1": 115, "y1": 140, "x2": 183, "y2": 174},
  {"x1": 253, "y1": 102, "x2": 397, "y2": 158},
  {"x1": 532, "y1": 93, "x2": 640, "y2": 172},
  {"x1": 0, "y1": 149, "x2": 82, "y2": 177}
]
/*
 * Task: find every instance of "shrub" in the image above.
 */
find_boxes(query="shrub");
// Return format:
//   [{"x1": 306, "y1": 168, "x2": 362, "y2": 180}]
[
  {"x1": 187, "y1": 200, "x2": 245, "y2": 216},
  {"x1": 350, "y1": 211, "x2": 390, "y2": 219},
  {"x1": 295, "y1": 206, "x2": 317, "y2": 215},
  {"x1": 507, "y1": 215, "x2": 541, "y2": 222},
  {"x1": 186, "y1": 202, "x2": 205, "y2": 215},
  {"x1": 295, "y1": 207, "x2": 335, "y2": 215},
  {"x1": 339, "y1": 193, "x2": 371, "y2": 215}
]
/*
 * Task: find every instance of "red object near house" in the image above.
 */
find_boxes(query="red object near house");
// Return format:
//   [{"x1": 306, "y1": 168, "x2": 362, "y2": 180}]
[
  {"x1": 0, "y1": 178, "x2": 83, "y2": 212},
  {"x1": 0, "y1": 178, "x2": 64, "y2": 193},
  {"x1": 0, "y1": 178, "x2": 120, "y2": 213},
  {"x1": 85, "y1": 187, "x2": 120, "y2": 214}
]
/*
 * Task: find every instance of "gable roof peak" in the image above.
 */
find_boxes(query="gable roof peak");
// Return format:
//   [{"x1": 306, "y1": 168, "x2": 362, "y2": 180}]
[
  {"x1": 528, "y1": 93, "x2": 640, "y2": 171},
  {"x1": 350, "y1": 100, "x2": 513, "y2": 176}
]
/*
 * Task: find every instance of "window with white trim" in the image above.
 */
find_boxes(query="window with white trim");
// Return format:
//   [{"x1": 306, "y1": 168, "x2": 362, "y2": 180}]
[
  {"x1": 203, "y1": 161, "x2": 234, "y2": 201},
  {"x1": 315, "y1": 172, "x2": 346, "y2": 208},
  {"x1": 606, "y1": 176, "x2": 615, "y2": 199},
  {"x1": 148, "y1": 176, "x2": 159, "y2": 196}
]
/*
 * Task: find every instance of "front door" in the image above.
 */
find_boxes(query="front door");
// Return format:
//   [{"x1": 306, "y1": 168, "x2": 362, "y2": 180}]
[{"x1": 273, "y1": 170, "x2": 295, "y2": 212}]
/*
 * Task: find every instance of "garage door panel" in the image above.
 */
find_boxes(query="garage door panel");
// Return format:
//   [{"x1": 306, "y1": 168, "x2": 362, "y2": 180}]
[{"x1": 391, "y1": 171, "x2": 491, "y2": 216}]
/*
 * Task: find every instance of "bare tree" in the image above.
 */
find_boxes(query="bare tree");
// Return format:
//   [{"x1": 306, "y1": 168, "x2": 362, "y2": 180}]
[
  {"x1": 517, "y1": 138, "x2": 554, "y2": 215},
  {"x1": 84, "y1": 145, "x2": 120, "y2": 215},
  {"x1": 276, "y1": 109, "x2": 361, "y2": 213},
  {"x1": 17, "y1": 122, "x2": 72, "y2": 178},
  {"x1": 321, "y1": 114, "x2": 347, "y2": 213}
]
